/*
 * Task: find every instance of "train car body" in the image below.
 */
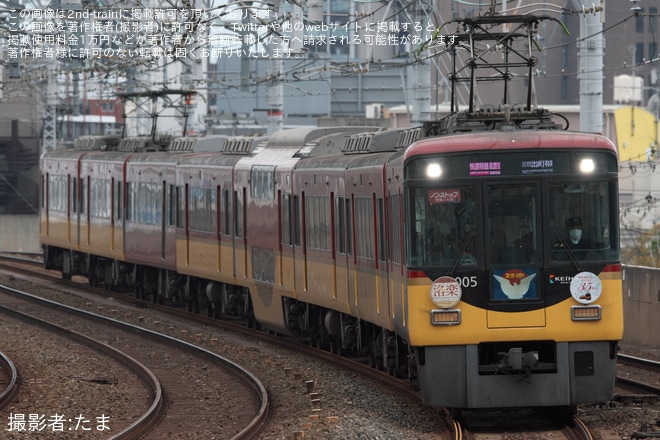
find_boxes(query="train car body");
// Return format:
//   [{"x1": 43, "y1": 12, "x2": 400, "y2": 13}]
[{"x1": 40, "y1": 123, "x2": 623, "y2": 411}]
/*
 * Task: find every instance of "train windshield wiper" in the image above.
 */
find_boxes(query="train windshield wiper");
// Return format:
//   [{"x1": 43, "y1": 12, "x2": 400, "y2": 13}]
[
  {"x1": 449, "y1": 230, "x2": 475, "y2": 276},
  {"x1": 554, "y1": 231, "x2": 582, "y2": 273}
]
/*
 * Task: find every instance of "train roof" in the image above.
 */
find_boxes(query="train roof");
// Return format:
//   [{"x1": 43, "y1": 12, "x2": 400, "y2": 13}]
[
  {"x1": 177, "y1": 152, "x2": 245, "y2": 167},
  {"x1": 126, "y1": 153, "x2": 186, "y2": 165},
  {"x1": 405, "y1": 130, "x2": 618, "y2": 161},
  {"x1": 275, "y1": 126, "x2": 422, "y2": 158}
]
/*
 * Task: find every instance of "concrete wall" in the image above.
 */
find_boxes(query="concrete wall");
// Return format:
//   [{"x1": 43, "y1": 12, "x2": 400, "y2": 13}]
[
  {"x1": 622, "y1": 265, "x2": 660, "y2": 349},
  {"x1": 0, "y1": 215, "x2": 40, "y2": 254}
]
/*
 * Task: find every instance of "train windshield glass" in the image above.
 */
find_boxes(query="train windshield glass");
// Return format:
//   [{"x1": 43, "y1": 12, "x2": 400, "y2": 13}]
[
  {"x1": 407, "y1": 185, "x2": 479, "y2": 267},
  {"x1": 487, "y1": 183, "x2": 539, "y2": 267},
  {"x1": 548, "y1": 180, "x2": 619, "y2": 262}
]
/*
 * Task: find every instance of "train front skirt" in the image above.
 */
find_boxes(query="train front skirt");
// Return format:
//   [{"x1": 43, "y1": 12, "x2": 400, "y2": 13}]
[{"x1": 417, "y1": 341, "x2": 617, "y2": 408}]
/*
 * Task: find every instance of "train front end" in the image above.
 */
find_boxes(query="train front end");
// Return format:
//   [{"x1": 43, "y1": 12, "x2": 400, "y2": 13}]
[{"x1": 401, "y1": 131, "x2": 623, "y2": 409}]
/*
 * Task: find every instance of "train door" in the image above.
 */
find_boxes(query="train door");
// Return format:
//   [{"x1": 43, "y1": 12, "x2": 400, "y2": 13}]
[
  {"x1": 485, "y1": 181, "x2": 545, "y2": 328},
  {"x1": 279, "y1": 189, "x2": 296, "y2": 292},
  {"x1": 346, "y1": 194, "x2": 357, "y2": 310},
  {"x1": 293, "y1": 192, "x2": 307, "y2": 292},
  {"x1": 387, "y1": 189, "x2": 405, "y2": 326},
  {"x1": 70, "y1": 175, "x2": 79, "y2": 245},
  {"x1": 41, "y1": 172, "x2": 48, "y2": 238},
  {"x1": 79, "y1": 176, "x2": 88, "y2": 246},
  {"x1": 234, "y1": 187, "x2": 247, "y2": 279},
  {"x1": 333, "y1": 195, "x2": 351, "y2": 313},
  {"x1": 375, "y1": 195, "x2": 391, "y2": 324},
  {"x1": 161, "y1": 179, "x2": 167, "y2": 260},
  {"x1": 114, "y1": 177, "x2": 124, "y2": 252}
]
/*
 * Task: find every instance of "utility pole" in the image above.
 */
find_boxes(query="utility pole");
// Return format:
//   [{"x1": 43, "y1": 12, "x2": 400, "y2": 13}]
[
  {"x1": 266, "y1": 0, "x2": 285, "y2": 134},
  {"x1": 576, "y1": 0, "x2": 604, "y2": 133}
]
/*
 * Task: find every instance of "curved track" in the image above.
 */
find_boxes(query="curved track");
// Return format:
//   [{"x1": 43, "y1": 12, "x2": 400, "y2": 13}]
[
  {"x1": 0, "y1": 283, "x2": 271, "y2": 439},
  {"x1": 0, "y1": 349, "x2": 19, "y2": 411}
]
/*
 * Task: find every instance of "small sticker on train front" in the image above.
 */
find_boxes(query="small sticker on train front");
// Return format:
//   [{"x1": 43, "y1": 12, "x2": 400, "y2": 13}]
[{"x1": 430, "y1": 276, "x2": 462, "y2": 309}]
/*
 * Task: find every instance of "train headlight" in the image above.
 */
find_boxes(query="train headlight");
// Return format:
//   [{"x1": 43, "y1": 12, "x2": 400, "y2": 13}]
[
  {"x1": 426, "y1": 163, "x2": 442, "y2": 178},
  {"x1": 579, "y1": 158, "x2": 595, "y2": 173},
  {"x1": 431, "y1": 309, "x2": 461, "y2": 325},
  {"x1": 572, "y1": 305, "x2": 601, "y2": 321}
]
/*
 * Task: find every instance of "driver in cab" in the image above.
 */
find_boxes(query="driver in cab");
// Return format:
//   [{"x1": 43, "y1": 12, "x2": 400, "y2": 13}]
[{"x1": 556, "y1": 216, "x2": 593, "y2": 250}]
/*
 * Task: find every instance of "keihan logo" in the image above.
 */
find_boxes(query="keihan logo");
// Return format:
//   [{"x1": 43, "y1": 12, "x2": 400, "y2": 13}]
[{"x1": 549, "y1": 274, "x2": 573, "y2": 284}]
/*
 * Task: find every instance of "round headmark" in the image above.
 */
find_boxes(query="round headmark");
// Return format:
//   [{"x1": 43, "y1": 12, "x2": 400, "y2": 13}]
[
  {"x1": 430, "y1": 276, "x2": 462, "y2": 309},
  {"x1": 569, "y1": 271, "x2": 602, "y2": 304}
]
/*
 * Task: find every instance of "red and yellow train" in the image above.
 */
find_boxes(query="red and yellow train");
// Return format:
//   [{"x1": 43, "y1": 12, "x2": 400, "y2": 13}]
[{"x1": 41, "y1": 112, "x2": 623, "y2": 411}]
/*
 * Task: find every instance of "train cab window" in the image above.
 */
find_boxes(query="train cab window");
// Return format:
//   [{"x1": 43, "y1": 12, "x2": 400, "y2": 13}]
[
  {"x1": 486, "y1": 183, "x2": 541, "y2": 301},
  {"x1": 487, "y1": 183, "x2": 538, "y2": 266},
  {"x1": 407, "y1": 186, "x2": 478, "y2": 267},
  {"x1": 548, "y1": 181, "x2": 619, "y2": 262}
]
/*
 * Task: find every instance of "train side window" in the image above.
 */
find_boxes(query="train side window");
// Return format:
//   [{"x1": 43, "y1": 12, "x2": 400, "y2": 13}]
[
  {"x1": 69, "y1": 176, "x2": 78, "y2": 213},
  {"x1": 251, "y1": 165, "x2": 275, "y2": 200},
  {"x1": 335, "y1": 196, "x2": 346, "y2": 254},
  {"x1": 355, "y1": 197, "x2": 374, "y2": 260},
  {"x1": 189, "y1": 187, "x2": 216, "y2": 232},
  {"x1": 222, "y1": 189, "x2": 230, "y2": 235},
  {"x1": 47, "y1": 174, "x2": 65, "y2": 212},
  {"x1": 305, "y1": 194, "x2": 330, "y2": 251},
  {"x1": 377, "y1": 197, "x2": 387, "y2": 262},
  {"x1": 115, "y1": 180, "x2": 123, "y2": 221},
  {"x1": 389, "y1": 194, "x2": 401, "y2": 264},
  {"x1": 126, "y1": 182, "x2": 133, "y2": 222},
  {"x1": 282, "y1": 194, "x2": 292, "y2": 246},
  {"x1": 346, "y1": 198, "x2": 353, "y2": 257},
  {"x1": 79, "y1": 177, "x2": 86, "y2": 215},
  {"x1": 293, "y1": 195, "x2": 301, "y2": 247},
  {"x1": 176, "y1": 186, "x2": 185, "y2": 229},
  {"x1": 90, "y1": 178, "x2": 111, "y2": 218},
  {"x1": 234, "y1": 189, "x2": 243, "y2": 238},
  {"x1": 167, "y1": 184, "x2": 175, "y2": 226}
]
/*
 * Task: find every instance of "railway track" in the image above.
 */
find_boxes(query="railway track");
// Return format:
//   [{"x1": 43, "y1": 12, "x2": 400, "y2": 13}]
[
  {"x1": 444, "y1": 408, "x2": 597, "y2": 440},
  {"x1": 616, "y1": 354, "x2": 660, "y2": 402},
  {"x1": 0, "y1": 282, "x2": 271, "y2": 439},
  {"x1": 2, "y1": 254, "x2": 659, "y2": 439},
  {"x1": 0, "y1": 349, "x2": 19, "y2": 411}
]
